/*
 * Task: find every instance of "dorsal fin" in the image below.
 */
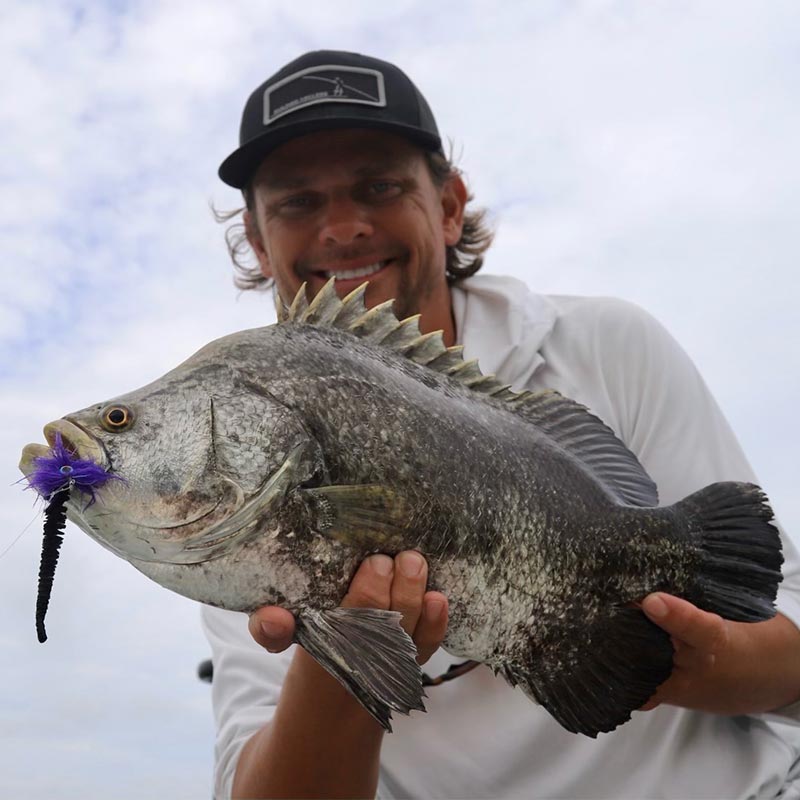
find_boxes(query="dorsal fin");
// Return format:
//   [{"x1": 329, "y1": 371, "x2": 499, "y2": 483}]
[
  {"x1": 349, "y1": 300, "x2": 400, "y2": 341},
  {"x1": 276, "y1": 296, "x2": 290, "y2": 323},
  {"x1": 402, "y1": 331, "x2": 447, "y2": 364},
  {"x1": 332, "y1": 284, "x2": 369, "y2": 328},
  {"x1": 509, "y1": 390, "x2": 659, "y2": 507},
  {"x1": 282, "y1": 280, "x2": 658, "y2": 507},
  {"x1": 301, "y1": 279, "x2": 340, "y2": 325},
  {"x1": 288, "y1": 283, "x2": 310, "y2": 319},
  {"x1": 381, "y1": 315, "x2": 422, "y2": 348},
  {"x1": 427, "y1": 346, "x2": 464, "y2": 372}
]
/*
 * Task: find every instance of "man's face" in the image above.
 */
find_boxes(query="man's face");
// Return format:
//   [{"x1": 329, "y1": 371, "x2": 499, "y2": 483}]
[{"x1": 245, "y1": 129, "x2": 466, "y2": 334}]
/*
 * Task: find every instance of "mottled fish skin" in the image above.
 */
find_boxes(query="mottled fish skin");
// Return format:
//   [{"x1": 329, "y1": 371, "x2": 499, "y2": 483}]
[
  {"x1": 106, "y1": 324, "x2": 638, "y2": 630},
  {"x1": 22, "y1": 281, "x2": 783, "y2": 737},
  {"x1": 172, "y1": 322, "x2": 687, "y2": 660}
]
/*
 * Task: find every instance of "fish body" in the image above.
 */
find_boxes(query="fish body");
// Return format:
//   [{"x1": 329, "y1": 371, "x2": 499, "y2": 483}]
[{"x1": 20, "y1": 281, "x2": 783, "y2": 736}]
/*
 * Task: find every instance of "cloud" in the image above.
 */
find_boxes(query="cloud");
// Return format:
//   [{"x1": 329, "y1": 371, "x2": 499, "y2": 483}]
[{"x1": 1, "y1": 2, "x2": 798, "y2": 797}]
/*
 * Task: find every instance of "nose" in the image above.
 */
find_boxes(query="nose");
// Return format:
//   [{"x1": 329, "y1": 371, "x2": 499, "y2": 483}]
[{"x1": 318, "y1": 197, "x2": 374, "y2": 246}]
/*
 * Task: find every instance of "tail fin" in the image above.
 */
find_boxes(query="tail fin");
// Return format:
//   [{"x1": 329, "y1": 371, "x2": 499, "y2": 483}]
[
  {"x1": 503, "y1": 482, "x2": 783, "y2": 738},
  {"x1": 678, "y1": 482, "x2": 783, "y2": 622}
]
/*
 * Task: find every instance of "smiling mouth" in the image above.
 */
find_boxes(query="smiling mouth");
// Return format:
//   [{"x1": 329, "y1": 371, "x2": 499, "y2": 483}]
[{"x1": 320, "y1": 258, "x2": 394, "y2": 281}]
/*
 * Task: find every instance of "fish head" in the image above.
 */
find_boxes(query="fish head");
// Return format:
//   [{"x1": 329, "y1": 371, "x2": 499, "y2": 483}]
[{"x1": 20, "y1": 364, "x2": 321, "y2": 565}]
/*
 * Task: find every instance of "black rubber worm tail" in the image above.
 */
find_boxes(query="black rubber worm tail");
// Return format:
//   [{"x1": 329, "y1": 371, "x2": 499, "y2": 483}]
[{"x1": 36, "y1": 487, "x2": 70, "y2": 643}]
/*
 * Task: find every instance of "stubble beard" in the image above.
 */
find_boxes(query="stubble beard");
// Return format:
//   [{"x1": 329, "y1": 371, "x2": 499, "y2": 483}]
[{"x1": 390, "y1": 258, "x2": 442, "y2": 323}]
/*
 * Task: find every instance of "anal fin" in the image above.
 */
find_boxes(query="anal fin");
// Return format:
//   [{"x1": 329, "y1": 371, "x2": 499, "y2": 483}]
[
  {"x1": 294, "y1": 607, "x2": 425, "y2": 732},
  {"x1": 502, "y1": 607, "x2": 673, "y2": 737}
]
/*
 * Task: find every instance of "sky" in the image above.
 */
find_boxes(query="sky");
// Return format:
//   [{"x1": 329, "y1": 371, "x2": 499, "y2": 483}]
[{"x1": 1, "y1": 1, "x2": 799, "y2": 797}]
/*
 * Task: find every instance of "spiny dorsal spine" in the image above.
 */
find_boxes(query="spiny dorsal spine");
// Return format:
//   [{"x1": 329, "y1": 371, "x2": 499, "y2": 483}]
[
  {"x1": 282, "y1": 279, "x2": 658, "y2": 507},
  {"x1": 283, "y1": 279, "x2": 514, "y2": 396}
]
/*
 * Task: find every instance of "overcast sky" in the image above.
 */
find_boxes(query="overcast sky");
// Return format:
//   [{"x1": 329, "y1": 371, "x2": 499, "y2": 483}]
[{"x1": 1, "y1": 2, "x2": 799, "y2": 798}]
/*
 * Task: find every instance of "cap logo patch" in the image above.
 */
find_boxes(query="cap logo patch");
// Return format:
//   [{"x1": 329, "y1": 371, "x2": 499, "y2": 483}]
[{"x1": 263, "y1": 65, "x2": 387, "y2": 125}]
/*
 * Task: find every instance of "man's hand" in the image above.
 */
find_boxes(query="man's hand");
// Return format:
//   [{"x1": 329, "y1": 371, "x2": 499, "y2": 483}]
[
  {"x1": 639, "y1": 593, "x2": 729, "y2": 712},
  {"x1": 248, "y1": 551, "x2": 448, "y2": 665},
  {"x1": 640, "y1": 592, "x2": 800, "y2": 715},
  {"x1": 236, "y1": 551, "x2": 447, "y2": 798}
]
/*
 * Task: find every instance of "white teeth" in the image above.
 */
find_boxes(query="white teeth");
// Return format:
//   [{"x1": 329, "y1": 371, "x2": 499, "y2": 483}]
[{"x1": 325, "y1": 261, "x2": 386, "y2": 281}]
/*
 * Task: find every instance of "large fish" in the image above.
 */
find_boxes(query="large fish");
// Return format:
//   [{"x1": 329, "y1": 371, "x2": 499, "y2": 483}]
[{"x1": 19, "y1": 280, "x2": 783, "y2": 736}]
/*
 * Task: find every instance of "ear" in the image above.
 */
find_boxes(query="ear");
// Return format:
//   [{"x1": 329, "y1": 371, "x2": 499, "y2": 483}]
[
  {"x1": 244, "y1": 209, "x2": 273, "y2": 280},
  {"x1": 440, "y1": 174, "x2": 468, "y2": 247}
]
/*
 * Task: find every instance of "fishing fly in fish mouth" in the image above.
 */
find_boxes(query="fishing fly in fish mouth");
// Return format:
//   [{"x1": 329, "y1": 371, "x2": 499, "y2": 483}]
[
  {"x1": 20, "y1": 428, "x2": 120, "y2": 643},
  {"x1": 18, "y1": 273, "x2": 783, "y2": 737}
]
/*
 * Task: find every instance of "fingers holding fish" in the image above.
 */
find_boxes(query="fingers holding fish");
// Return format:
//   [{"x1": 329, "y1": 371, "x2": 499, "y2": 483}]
[
  {"x1": 643, "y1": 593, "x2": 729, "y2": 654},
  {"x1": 639, "y1": 593, "x2": 730, "y2": 711},
  {"x1": 415, "y1": 592, "x2": 449, "y2": 665},
  {"x1": 339, "y1": 551, "x2": 425, "y2": 626},
  {"x1": 341, "y1": 554, "x2": 395, "y2": 610},
  {"x1": 391, "y1": 551, "x2": 428, "y2": 636},
  {"x1": 339, "y1": 551, "x2": 448, "y2": 664},
  {"x1": 390, "y1": 552, "x2": 449, "y2": 664},
  {"x1": 248, "y1": 606, "x2": 296, "y2": 653}
]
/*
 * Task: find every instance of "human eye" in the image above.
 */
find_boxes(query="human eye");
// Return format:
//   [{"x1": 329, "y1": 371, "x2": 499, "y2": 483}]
[
  {"x1": 360, "y1": 180, "x2": 404, "y2": 202},
  {"x1": 276, "y1": 193, "x2": 320, "y2": 216}
]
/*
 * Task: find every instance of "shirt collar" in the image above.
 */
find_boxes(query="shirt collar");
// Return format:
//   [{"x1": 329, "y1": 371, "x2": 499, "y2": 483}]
[{"x1": 451, "y1": 274, "x2": 557, "y2": 390}]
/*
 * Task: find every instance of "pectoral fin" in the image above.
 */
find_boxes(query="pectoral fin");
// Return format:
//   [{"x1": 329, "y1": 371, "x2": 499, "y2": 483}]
[
  {"x1": 301, "y1": 484, "x2": 413, "y2": 549},
  {"x1": 294, "y1": 607, "x2": 425, "y2": 731}
]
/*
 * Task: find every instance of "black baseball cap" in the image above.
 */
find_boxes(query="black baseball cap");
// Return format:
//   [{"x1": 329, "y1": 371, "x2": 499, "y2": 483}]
[{"x1": 218, "y1": 50, "x2": 443, "y2": 189}]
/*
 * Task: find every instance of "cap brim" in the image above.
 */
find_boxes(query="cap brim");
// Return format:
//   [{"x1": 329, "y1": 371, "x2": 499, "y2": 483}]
[{"x1": 218, "y1": 117, "x2": 442, "y2": 189}]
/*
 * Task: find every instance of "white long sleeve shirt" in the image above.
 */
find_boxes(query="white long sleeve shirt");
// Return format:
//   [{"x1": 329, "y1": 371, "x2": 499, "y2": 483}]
[{"x1": 202, "y1": 274, "x2": 800, "y2": 799}]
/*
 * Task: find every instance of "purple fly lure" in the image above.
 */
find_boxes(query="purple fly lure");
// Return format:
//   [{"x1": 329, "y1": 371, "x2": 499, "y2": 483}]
[
  {"x1": 25, "y1": 432, "x2": 121, "y2": 642},
  {"x1": 27, "y1": 432, "x2": 117, "y2": 505}
]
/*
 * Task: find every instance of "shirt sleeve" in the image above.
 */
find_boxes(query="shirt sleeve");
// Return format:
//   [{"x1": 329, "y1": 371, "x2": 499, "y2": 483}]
[
  {"x1": 201, "y1": 604, "x2": 294, "y2": 799},
  {"x1": 537, "y1": 296, "x2": 800, "y2": 722}
]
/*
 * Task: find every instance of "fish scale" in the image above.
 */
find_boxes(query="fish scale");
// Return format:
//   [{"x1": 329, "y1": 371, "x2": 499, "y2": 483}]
[{"x1": 19, "y1": 278, "x2": 783, "y2": 737}]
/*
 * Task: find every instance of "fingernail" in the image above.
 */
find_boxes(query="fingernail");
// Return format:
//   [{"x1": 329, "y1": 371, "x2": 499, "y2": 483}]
[
  {"x1": 644, "y1": 595, "x2": 668, "y2": 619},
  {"x1": 425, "y1": 599, "x2": 445, "y2": 620},
  {"x1": 398, "y1": 551, "x2": 424, "y2": 578},
  {"x1": 260, "y1": 620, "x2": 285, "y2": 639},
  {"x1": 369, "y1": 554, "x2": 393, "y2": 576}
]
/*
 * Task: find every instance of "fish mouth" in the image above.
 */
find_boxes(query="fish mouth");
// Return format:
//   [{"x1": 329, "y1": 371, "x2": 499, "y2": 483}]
[
  {"x1": 20, "y1": 418, "x2": 312, "y2": 566},
  {"x1": 19, "y1": 419, "x2": 109, "y2": 477}
]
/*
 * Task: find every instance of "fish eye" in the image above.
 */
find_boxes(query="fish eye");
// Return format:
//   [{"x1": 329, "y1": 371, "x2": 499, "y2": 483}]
[{"x1": 101, "y1": 405, "x2": 134, "y2": 432}]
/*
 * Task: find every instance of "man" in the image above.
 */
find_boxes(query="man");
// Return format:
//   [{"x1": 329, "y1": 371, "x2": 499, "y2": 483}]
[{"x1": 204, "y1": 50, "x2": 800, "y2": 799}]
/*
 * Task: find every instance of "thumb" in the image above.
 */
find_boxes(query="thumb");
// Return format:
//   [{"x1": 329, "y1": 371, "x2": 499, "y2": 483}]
[{"x1": 248, "y1": 606, "x2": 296, "y2": 652}]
